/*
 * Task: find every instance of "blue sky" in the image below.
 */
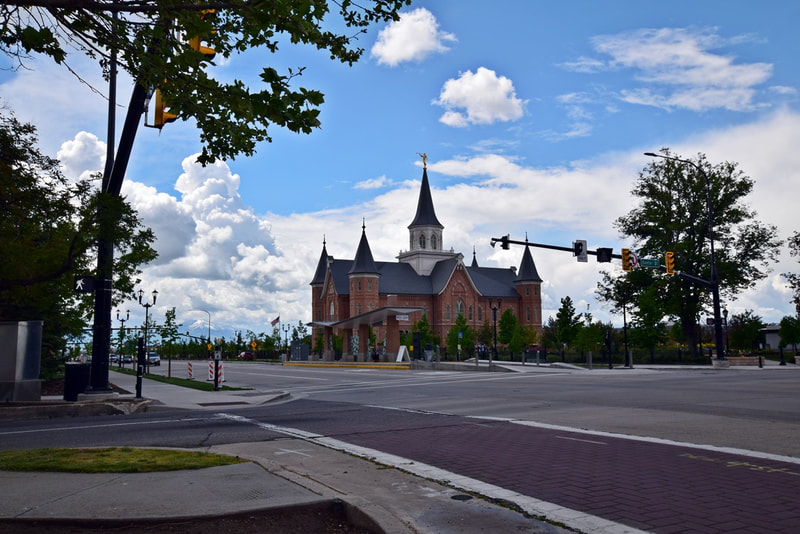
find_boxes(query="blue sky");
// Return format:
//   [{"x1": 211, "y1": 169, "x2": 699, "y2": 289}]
[{"x1": 2, "y1": 1, "x2": 799, "y2": 340}]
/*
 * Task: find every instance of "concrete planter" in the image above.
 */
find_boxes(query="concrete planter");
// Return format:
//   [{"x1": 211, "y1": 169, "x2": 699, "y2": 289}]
[
  {"x1": 0, "y1": 320, "x2": 43, "y2": 401},
  {"x1": 725, "y1": 355, "x2": 762, "y2": 366}
]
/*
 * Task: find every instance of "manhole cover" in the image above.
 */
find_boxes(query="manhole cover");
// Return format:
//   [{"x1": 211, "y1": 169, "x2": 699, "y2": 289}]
[{"x1": 451, "y1": 494, "x2": 473, "y2": 501}]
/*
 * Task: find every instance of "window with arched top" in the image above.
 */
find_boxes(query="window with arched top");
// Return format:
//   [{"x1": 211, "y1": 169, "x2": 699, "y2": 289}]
[
  {"x1": 468, "y1": 305, "x2": 473, "y2": 320},
  {"x1": 456, "y1": 299, "x2": 464, "y2": 317},
  {"x1": 419, "y1": 234, "x2": 426, "y2": 249},
  {"x1": 478, "y1": 306, "x2": 483, "y2": 322},
  {"x1": 329, "y1": 301, "x2": 334, "y2": 320},
  {"x1": 446, "y1": 304, "x2": 451, "y2": 321},
  {"x1": 431, "y1": 234, "x2": 437, "y2": 250}
]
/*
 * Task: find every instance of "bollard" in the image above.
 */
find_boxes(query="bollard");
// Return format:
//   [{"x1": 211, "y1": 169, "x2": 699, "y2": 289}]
[{"x1": 187, "y1": 361, "x2": 193, "y2": 380}]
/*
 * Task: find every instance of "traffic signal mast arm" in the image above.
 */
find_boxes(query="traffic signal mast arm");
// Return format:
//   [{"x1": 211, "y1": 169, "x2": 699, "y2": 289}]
[{"x1": 490, "y1": 236, "x2": 622, "y2": 259}]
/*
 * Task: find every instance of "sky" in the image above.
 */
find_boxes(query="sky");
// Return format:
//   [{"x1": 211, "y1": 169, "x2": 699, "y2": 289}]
[{"x1": 2, "y1": 1, "x2": 800, "y2": 341}]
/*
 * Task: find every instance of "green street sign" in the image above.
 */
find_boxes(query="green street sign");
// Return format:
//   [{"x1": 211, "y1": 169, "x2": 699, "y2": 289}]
[{"x1": 640, "y1": 258, "x2": 661, "y2": 268}]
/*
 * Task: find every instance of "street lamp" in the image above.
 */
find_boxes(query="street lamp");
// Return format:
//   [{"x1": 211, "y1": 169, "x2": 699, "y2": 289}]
[
  {"x1": 488, "y1": 298, "x2": 501, "y2": 365},
  {"x1": 197, "y1": 309, "x2": 212, "y2": 347},
  {"x1": 116, "y1": 309, "x2": 129, "y2": 367},
  {"x1": 282, "y1": 324, "x2": 290, "y2": 360},
  {"x1": 723, "y1": 308, "x2": 729, "y2": 356},
  {"x1": 644, "y1": 152, "x2": 726, "y2": 362},
  {"x1": 137, "y1": 289, "x2": 158, "y2": 371}
]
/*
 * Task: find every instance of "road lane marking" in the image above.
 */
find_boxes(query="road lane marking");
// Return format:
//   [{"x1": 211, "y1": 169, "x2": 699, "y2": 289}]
[
  {"x1": 556, "y1": 435, "x2": 607, "y2": 445},
  {"x1": 0, "y1": 417, "x2": 206, "y2": 436}
]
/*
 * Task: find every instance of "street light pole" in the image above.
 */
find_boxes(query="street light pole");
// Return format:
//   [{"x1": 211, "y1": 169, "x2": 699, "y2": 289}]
[
  {"x1": 137, "y1": 289, "x2": 158, "y2": 373},
  {"x1": 488, "y1": 298, "x2": 501, "y2": 366},
  {"x1": 644, "y1": 152, "x2": 726, "y2": 362},
  {"x1": 116, "y1": 309, "x2": 129, "y2": 368}
]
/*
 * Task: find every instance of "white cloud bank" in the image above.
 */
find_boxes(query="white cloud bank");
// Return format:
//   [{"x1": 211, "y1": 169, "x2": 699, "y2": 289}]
[
  {"x1": 564, "y1": 27, "x2": 774, "y2": 112},
  {"x1": 58, "y1": 109, "x2": 800, "y2": 336}
]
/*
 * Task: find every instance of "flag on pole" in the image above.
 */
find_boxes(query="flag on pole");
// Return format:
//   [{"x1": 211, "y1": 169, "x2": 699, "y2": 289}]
[{"x1": 270, "y1": 316, "x2": 280, "y2": 327}]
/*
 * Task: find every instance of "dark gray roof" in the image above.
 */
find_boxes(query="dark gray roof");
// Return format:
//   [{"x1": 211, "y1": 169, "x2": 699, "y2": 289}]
[
  {"x1": 465, "y1": 265, "x2": 522, "y2": 298},
  {"x1": 310, "y1": 240, "x2": 328, "y2": 285},
  {"x1": 408, "y1": 169, "x2": 443, "y2": 229},
  {"x1": 348, "y1": 226, "x2": 379, "y2": 275},
  {"x1": 515, "y1": 245, "x2": 543, "y2": 283},
  {"x1": 327, "y1": 256, "x2": 521, "y2": 299}
]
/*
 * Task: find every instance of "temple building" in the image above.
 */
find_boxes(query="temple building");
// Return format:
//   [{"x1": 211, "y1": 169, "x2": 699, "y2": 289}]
[{"x1": 310, "y1": 164, "x2": 543, "y2": 361}]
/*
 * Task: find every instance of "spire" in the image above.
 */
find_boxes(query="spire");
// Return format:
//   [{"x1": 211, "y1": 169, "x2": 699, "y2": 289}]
[
  {"x1": 471, "y1": 246, "x2": 479, "y2": 267},
  {"x1": 408, "y1": 168, "x2": 443, "y2": 229},
  {"x1": 310, "y1": 236, "x2": 328, "y2": 285},
  {"x1": 349, "y1": 221, "x2": 379, "y2": 275},
  {"x1": 515, "y1": 245, "x2": 542, "y2": 283}
]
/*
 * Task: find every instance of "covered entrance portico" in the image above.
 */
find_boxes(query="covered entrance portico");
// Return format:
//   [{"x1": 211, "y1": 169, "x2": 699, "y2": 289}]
[{"x1": 311, "y1": 307, "x2": 423, "y2": 362}]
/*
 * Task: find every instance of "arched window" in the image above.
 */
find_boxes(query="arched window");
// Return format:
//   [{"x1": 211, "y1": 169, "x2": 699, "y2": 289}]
[
  {"x1": 456, "y1": 299, "x2": 464, "y2": 317},
  {"x1": 526, "y1": 306, "x2": 531, "y2": 321},
  {"x1": 329, "y1": 301, "x2": 334, "y2": 320},
  {"x1": 446, "y1": 305, "x2": 451, "y2": 321},
  {"x1": 431, "y1": 234, "x2": 438, "y2": 250},
  {"x1": 356, "y1": 303, "x2": 362, "y2": 315},
  {"x1": 478, "y1": 306, "x2": 483, "y2": 322},
  {"x1": 468, "y1": 305, "x2": 473, "y2": 320},
  {"x1": 419, "y1": 233, "x2": 426, "y2": 249}
]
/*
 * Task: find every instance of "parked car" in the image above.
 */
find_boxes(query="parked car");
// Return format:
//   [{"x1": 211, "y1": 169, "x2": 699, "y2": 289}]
[
  {"x1": 148, "y1": 353, "x2": 161, "y2": 366},
  {"x1": 122, "y1": 355, "x2": 133, "y2": 364},
  {"x1": 109, "y1": 354, "x2": 119, "y2": 363},
  {"x1": 238, "y1": 351, "x2": 254, "y2": 360}
]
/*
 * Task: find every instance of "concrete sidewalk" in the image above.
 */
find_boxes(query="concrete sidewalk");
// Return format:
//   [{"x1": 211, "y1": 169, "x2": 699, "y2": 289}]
[{"x1": 0, "y1": 371, "x2": 568, "y2": 533}]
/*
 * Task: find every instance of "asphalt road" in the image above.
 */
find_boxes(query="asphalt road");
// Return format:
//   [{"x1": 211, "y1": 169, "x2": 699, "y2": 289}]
[
  {"x1": 3, "y1": 363, "x2": 800, "y2": 532},
  {"x1": 154, "y1": 361, "x2": 800, "y2": 456}
]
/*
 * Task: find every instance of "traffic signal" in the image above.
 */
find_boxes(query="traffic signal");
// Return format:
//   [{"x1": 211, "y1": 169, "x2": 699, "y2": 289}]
[
  {"x1": 573, "y1": 240, "x2": 587, "y2": 262},
  {"x1": 665, "y1": 251, "x2": 675, "y2": 275},
  {"x1": 596, "y1": 247, "x2": 613, "y2": 263},
  {"x1": 622, "y1": 248, "x2": 631, "y2": 271},
  {"x1": 500, "y1": 234, "x2": 510, "y2": 250},
  {"x1": 189, "y1": 9, "x2": 216, "y2": 60},
  {"x1": 153, "y1": 88, "x2": 178, "y2": 129}
]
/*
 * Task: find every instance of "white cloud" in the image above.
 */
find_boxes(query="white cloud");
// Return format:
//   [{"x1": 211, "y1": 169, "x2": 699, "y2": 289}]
[
  {"x1": 371, "y1": 8, "x2": 456, "y2": 67},
  {"x1": 434, "y1": 67, "x2": 526, "y2": 127},
  {"x1": 354, "y1": 175, "x2": 392, "y2": 189},
  {"x1": 57, "y1": 131, "x2": 106, "y2": 182},
  {"x1": 569, "y1": 27, "x2": 773, "y2": 112}
]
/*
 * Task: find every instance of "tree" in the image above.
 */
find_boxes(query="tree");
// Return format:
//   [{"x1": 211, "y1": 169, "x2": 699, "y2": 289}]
[
  {"x1": 159, "y1": 307, "x2": 182, "y2": 375},
  {"x1": 475, "y1": 321, "x2": 494, "y2": 347},
  {"x1": 778, "y1": 316, "x2": 800, "y2": 355},
  {"x1": 629, "y1": 286, "x2": 668, "y2": 360},
  {"x1": 497, "y1": 308, "x2": 517, "y2": 345},
  {"x1": 606, "y1": 150, "x2": 781, "y2": 353},
  {"x1": 446, "y1": 314, "x2": 473, "y2": 358},
  {"x1": 508, "y1": 324, "x2": 537, "y2": 357},
  {"x1": 782, "y1": 231, "x2": 800, "y2": 315},
  {"x1": 411, "y1": 313, "x2": 439, "y2": 349},
  {"x1": 728, "y1": 310, "x2": 765, "y2": 353},
  {"x1": 555, "y1": 297, "x2": 582, "y2": 348},
  {"x1": 0, "y1": 110, "x2": 156, "y2": 377},
  {"x1": 1, "y1": 1, "x2": 410, "y2": 165}
]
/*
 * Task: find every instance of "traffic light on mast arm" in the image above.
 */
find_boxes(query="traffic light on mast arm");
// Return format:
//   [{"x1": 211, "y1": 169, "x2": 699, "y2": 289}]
[
  {"x1": 152, "y1": 88, "x2": 178, "y2": 129},
  {"x1": 148, "y1": 9, "x2": 216, "y2": 130},
  {"x1": 190, "y1": 9, "x2": 217, "y2": 60},
  {"x1": 665, "y1": 251, "x2": 675, "y2": 275},
  {"x1": 622, "y1": 248, "x2": 631, "y2": 271}
]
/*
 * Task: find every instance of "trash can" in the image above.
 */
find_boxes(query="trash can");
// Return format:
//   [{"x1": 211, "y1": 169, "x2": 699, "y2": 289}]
[{"x1": 63, "y1": 363, "x2": 91, "y2": 401}]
